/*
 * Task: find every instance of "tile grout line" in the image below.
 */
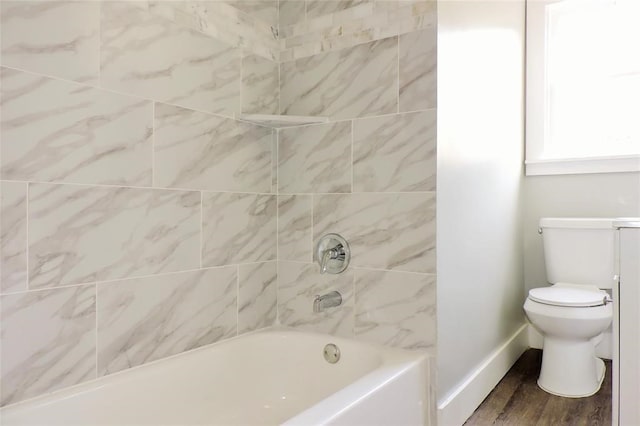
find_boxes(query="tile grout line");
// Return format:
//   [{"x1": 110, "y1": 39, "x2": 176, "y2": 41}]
[
  {"x1": 278, "y1": 54, "x2": 282, "y2": 114},
  {"x1": 271, "y1": 130, "x2": 276, "y2": 195},
  {"x1": 239, "y1": 49, "x2": 244, "y2": 114},
  {"x1": 151, "y1": 102, "x2": 155, "y2": 187},
  {"x1": 273, "y1": 190, "x2": 437, "y2": 196},
  {"x1": 0, "y1": 264, "x2": 281, "y2": 298},
  {"x1": 280, "y1": 30, "x2": 425, "y2": 62},
  {"x1": 278, "y1": 260, "x2": 437, "y2": 277},
  {"x1": 275, "y1": 128, "x2": 280, "y2": 325},
  {"x1": 352, "y1": 271, "x2": 357, "y2": 338},
  {"x1": 2, "y1": 63, "x2": 433, "y2": 129},
  {"x1": 200, "y1": 191, "x2": 204, "y2": 269},
  {"x1": 397, "y1": 34, "x2": 400, "y2": 114},
  {"x1": 310, "y1": 192, "x2": 314, "y2": 265},
  {"x1": 95, "y1": 282, "x2": 99, "y2": 381},
  {"x1": 98, "y1": 0, "x2": 102, "y2": 86},
  {"x1": 0, "y1": 65, "x2": 242, "y2": 124},
  {"x1": 351, "y1": 119, "x2": 355, "y2": 193},
  {"x1": 25, "y1": 182, "x2": 30, "y2": 293},
  {"x1": 236, "y1": 264, "x2": 240, "y2": 337},
  {"x1": 0, "y1": 179, "x2": 280, "y2": 195},
  {"x1": 0, "y1": 282, "x2": 96, "y2": 297},
  {"x1": 267, "y1": 108, "x2": 437, "y2": 131}
]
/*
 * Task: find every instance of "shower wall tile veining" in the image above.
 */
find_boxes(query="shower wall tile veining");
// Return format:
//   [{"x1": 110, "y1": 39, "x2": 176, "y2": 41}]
[
  {"x1": 275, "y1": 0, "x2": 437, "y2": 354},
  {"x1": 278, "y1": 0, "x2": 436, "y2": 62},
  {"x1": 0, "y1": 0, "x2": 437, "y2": 413},
  {"x1": 0, "y1": 0, "x2": 278, "y2": 407},
  {"x1": 280, "y1": 38, "x2": 398, "y2": 119}
]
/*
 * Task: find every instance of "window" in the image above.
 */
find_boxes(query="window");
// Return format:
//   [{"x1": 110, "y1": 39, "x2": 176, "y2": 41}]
[{"x1": 526, "y1": 0, "x2": 640, "y2": 175}]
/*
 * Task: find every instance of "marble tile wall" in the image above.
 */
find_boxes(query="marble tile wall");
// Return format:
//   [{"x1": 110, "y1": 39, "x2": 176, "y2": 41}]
[
  {"x1": 150, "y1": 0, "x2": 280, "y2": 61},
  {"x1": 279, "y1": 0, "x2": 307, "y2": 28},
  {"x1": 0, "y1": 0, "x2": 437, "y2": 409},
  {"x1": 0, "y1": 0, "x2": 278, "y2": 407},
  {"x1": 202, "y1": 192, "x2": 277, "y2": 267},
  {"x1": 278, "y1": 0, "x2": 436, "y2": 62},
  {"x1": 242, "y1": 55, "x2": 280, "y2": 114},
  {"x1": 96, "y1": 268, "x2": 238, "y2": 375},
  {"x1": 280, "y1": 37, "x2": 398, "y2": 119},
  {"x1": 154, "y1": 103, "x2": 272, "y2": 191},
  {"x1": 275, "y1": 1, "x2": 438, "y2": 358},
  {"x1": 230, "y1": 0, "x2": 279, "y2": 29},
  {"x1": 101, "y1": 2, "x2": 242, "y2": 116},
  {"x1": 278, "y1": 122, "x2": 352, "y2": 191},
  {"x1": 278, "y1": 261, "x2": 355, "y2": 336},
  {"x1": 276, "y1": 188, "x2": 438, "y2": 352},
  {"x1": 1, "y1": 286, "x2": 96, "y2": 405},
  {"x1": 306, "y1": 1, "x2": 372, "y2": 19},
  {"x1": 279, "y1": 3, "x2": 436, "y2": 119},
  {"x1": 141, "y1": 0, "x2": 436, "y2": 66}
]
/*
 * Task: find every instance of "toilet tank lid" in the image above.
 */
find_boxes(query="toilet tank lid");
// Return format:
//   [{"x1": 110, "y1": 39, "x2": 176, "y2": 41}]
[
  {"x1": 539, "y1": 218, "x2": 616, "y2": 230},
  {"x1": 529, "y1": 284, "x2": 608, "y2": 307}
]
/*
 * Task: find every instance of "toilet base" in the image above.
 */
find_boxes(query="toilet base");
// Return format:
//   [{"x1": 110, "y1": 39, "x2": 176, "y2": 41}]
[{"x1": 537, "y1": 337, "x2": 606, "y2": 398}]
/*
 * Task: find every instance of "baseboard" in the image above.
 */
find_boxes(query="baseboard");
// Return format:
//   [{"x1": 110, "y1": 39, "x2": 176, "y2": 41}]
[{"x1": 437, "y1": 324, "x2": 529, "y2": 426}]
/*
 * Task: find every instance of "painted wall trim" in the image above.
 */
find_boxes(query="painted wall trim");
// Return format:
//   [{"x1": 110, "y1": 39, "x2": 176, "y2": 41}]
[
  {"x1": 525, "y1": 155, "x2": 640, "y2": 176},
  {"x1": 437, "y1": 324, "x2": 529, "y2": 426}
]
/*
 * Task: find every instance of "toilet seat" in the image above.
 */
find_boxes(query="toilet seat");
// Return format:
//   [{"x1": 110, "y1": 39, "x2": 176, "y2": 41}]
[{"x1": 528, "y1": 284, "x2": 609, "y2": 308}]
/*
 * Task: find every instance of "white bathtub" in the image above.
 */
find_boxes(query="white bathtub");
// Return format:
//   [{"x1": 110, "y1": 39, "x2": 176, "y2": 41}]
[{"x1": 0, "y1": 327, "x2": 431, "y2": 425}]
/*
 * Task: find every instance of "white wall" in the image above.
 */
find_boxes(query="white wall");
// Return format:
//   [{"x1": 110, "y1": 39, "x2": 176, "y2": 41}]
[
  {"x1": 436, "y1": 1, "x2": 526, "y2": 424},
  {"x1": 524, "y1": 172, "x2": 640, "y2": 292}
]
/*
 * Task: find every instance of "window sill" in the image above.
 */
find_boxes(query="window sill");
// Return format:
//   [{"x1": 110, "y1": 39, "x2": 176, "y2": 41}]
[{"x1": 525, "y1": 155, "x2": 640, "y2": 176}]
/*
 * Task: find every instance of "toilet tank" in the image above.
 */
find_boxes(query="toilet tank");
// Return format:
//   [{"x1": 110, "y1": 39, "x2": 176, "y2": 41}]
[{"x1": 540, "y1": 218, "x2": 617, "y2": 288}]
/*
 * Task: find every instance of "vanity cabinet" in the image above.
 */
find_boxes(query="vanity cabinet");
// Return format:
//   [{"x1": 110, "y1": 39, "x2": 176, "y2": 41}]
[{"x1": 618, "y1": 225, "x2": 640, "y2": 426}]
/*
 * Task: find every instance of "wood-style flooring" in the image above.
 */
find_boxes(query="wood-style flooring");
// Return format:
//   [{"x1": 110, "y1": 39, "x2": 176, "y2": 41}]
[{"x1": 464, "y1": 349, "x2": 612, "y2": 426}]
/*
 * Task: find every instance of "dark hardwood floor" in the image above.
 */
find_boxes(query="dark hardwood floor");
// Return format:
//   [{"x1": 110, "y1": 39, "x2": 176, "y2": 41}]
[{"x1": 464, "y1": 349, "x2": 612, "y2": 426}]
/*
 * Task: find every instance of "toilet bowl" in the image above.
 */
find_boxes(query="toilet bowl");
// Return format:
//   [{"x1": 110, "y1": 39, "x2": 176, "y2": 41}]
[
  {"x1": 527, "y1": 217, "x2": 617, "y2": 398},
  {"x1": 524, "y1": 283, "x2": 613, "y2": 397}
]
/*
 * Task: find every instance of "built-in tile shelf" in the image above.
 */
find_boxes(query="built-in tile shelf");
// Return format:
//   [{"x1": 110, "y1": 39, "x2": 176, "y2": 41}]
[{"x1": 237, "y1": 114, "x2": 329, "y2": 128}]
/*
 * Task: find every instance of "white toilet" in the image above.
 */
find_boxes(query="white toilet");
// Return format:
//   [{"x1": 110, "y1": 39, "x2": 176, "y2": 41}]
[{"x1": 524, "y1": 218, "x2": 615, "y2": 398}]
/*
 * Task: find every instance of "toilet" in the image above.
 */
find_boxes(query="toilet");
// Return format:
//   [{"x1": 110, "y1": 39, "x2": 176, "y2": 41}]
[{"x1": 524, "y1": 218, "x2": 615, "y2": 398}]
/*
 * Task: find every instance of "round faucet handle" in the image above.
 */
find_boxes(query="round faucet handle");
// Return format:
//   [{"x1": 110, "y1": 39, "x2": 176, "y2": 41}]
[{"x1": 315, "y1": 234, "x2": 350, "y2": 274}]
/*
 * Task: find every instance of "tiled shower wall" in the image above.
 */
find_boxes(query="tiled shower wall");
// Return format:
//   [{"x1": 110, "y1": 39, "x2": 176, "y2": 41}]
[
  {"x1": 0, "y1": 0, "x2": 436, "y2": 409},
  {"x1": 0, "y1": 1, "x2": 279, "y2": 406},
  {"x1": 275, "y1": 0, "x2": 437, "y2": 353},
  {"x1": 278, "y1": 0, "x2": 435, "y2": 61}
]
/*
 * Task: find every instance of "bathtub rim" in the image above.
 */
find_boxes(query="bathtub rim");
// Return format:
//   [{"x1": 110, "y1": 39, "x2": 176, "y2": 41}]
[{"x1": 0, "y1": 326, "x2": 430, "y2": 416}]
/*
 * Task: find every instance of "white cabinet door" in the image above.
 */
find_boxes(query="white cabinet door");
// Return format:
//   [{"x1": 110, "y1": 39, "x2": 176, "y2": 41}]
[{"x1": 619, "y1": 227, "x2": 640, "y2": 426}]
